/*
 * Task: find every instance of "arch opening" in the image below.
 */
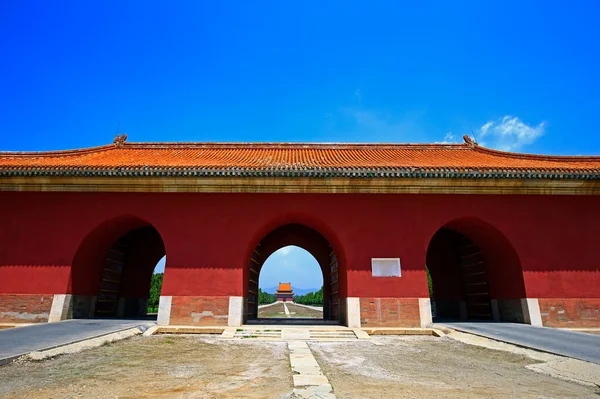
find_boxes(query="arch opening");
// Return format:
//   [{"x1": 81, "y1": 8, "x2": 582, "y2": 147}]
[
  {"x1": 246, "y1": 224, "x2": 343, "y2": 325},
  {"x1": 71, "y1": 217, "x2": 166, "y2": 319},
  {"x1": 257, "y1": 246, "x2": 324, "y2": 319},
  {"x1": 426, "y1": 219, "x2": 527, "y2": 323}
]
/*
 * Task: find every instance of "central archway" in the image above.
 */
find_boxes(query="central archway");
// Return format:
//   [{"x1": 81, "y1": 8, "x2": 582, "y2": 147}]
[{"x1": 245, "y1": 224, "x2": 343, "y2": 324}]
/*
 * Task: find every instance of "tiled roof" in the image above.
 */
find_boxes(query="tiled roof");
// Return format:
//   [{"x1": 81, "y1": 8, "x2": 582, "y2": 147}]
[
  {"x1": 277, "y1": 283, "x2": 292, "y2": 292},
  {"x1": 1, "y1": 136, "x2": 599, "y2": 179}
]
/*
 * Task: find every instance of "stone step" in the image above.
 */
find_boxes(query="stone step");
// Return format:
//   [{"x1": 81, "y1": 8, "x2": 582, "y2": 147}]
[
  {"x1": 228, "y1": 327, "x2": 365, "y2": 341},
  {"x1": 233, "y1": 329, "x2": 283, "y2": 338}
]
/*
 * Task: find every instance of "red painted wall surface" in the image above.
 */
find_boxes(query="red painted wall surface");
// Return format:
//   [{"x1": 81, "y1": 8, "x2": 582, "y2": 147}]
[{"x1": 0, "y1": 191, "x2": 599, "y2": 301}]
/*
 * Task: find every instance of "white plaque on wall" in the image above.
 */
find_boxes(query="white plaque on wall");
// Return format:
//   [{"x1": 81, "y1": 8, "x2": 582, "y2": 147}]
[{"x1": 371, "y1": 258, "x2": 401, "y2": 277}]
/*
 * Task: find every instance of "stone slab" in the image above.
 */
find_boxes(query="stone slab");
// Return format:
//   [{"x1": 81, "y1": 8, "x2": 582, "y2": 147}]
[
  {"x1": 293, "y1": 385, "x2": 335, "y2": 398},
  {"x1": 352, "y1": 329, "x2": 370, "y2": 339},
  {"x1": 293, "y1": 374, "x2": 330, "y2": 387},
  {"x1": 292, "y1": 365, "x2": 323, "y2": 375}
]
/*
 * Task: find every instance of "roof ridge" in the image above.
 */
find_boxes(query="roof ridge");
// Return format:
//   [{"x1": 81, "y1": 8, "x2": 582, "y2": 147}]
[
  {"x1": 0, "y1": 144, "x2": 115, "y2": 158},
  {"x1": 473, "y1": 144, "x2": 600, "y2": 162},
  {"x1": 123, "y1": 141, "x2": 469, "y2": 150}
]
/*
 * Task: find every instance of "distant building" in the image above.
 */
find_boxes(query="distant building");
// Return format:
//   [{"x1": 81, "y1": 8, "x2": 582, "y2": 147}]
[{"x1": 275, "y1": 282, "x2": 294, "y2": 302}]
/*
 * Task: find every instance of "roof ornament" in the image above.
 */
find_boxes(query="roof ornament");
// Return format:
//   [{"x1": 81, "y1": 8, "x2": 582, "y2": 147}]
[
  {"x1": 463, "y1": 134, "x2": 477, "y2": 148},
  {"x1": 114, "y1": 133, "x2": 127, "y2": 148}
]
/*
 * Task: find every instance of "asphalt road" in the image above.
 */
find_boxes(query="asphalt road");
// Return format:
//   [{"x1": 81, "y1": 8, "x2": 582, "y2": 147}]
[
  {"x1": 0, "y1": 319, "x2": 155, "y2": 365},
  {"x1": 438, "y1": 321, "x2": 600, "y2": 364}
]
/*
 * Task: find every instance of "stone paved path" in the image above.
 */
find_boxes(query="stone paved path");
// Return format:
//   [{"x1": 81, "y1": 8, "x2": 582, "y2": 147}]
[
  {"x1": 289, "y1": 341, "x2": 335, "y2": 398},
  {"x1": 0, "y1": 319, "x2": 154, "y2": 365}
]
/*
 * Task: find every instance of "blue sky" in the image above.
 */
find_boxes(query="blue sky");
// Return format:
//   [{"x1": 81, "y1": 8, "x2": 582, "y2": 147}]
[{"x1": 3, "y1": 2, "x2": 600, "y2": 288}]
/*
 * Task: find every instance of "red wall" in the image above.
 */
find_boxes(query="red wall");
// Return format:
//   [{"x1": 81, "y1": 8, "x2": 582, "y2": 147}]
[{"x1": 0, "y1": 191, "x2": 599, "y2": 300}]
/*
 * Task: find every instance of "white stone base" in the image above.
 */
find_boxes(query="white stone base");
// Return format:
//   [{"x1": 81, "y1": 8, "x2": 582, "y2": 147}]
[
  {"x1": 228, "y1": 296, "x2": 244, "y2": 327},
  {"x1": 418, "y1": 298, "x2": 433, "y2": 328},
  {"x1": 346, "y1": 297, "x2": 361, "y2": 328},
  {"x1": 48, "y1": 294, "x2": 72, "y2": 322},
  {"x1": 521, "y1": 298, "x2": 543, "y2": 326},
  {"x1": 157, "y1": 296, "x2": 172, "y2": 326}
]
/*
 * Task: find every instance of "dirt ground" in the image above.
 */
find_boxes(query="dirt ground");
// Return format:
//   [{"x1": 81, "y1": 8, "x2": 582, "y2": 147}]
[
  {"x1": 310, "y1": 336, "x2": 599, "y2": 399},
  {"x1": 0, "y1": 335, "x2": 291, "y2": 399},
  {"x1": 257, "y1": 302, "x2": 286, "y2": 318},
  {"x1": 1, "y1": 334, "x2": 598, "y2": 399},
  {"x1": 285, "y1": 303, "x2": 323, "y2": 318},
  {"x1": 257, "y1": 302, "x2": 323, "y2": 318}
]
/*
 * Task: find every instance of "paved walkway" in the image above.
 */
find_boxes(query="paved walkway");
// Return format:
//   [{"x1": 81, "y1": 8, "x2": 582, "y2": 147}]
[
  {"x1": 0, "y1": 319, "x2": 155, "y2": 365},
  {"x1": 438, "y1": 321, "x2": 600, "y2": 364},
  {"x1": 289, "y1": 341, "x2": 335, "y2": 398}
]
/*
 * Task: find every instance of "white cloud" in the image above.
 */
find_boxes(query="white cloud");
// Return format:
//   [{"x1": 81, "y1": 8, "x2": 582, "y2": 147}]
[
  {"x1": 477, "y1": 116, "x2": 545, "y2": 151},
  {"x1": 436, "y1": 132, "x2": 460, "y2": 144},
  {"x1": 277, "y1": 246, "x2": 294, "y2": 256}
]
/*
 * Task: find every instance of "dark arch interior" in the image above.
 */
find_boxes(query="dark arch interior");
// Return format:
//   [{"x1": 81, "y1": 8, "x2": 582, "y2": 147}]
[
  {"x1": 246, "y1": 224, "x2": 343, "y2": 324},
  {"x1": 426, "y1": 221, "x2": 527, "y2": 323},
  {"x1": 71, "y1": 219, "x2": 166, "y2": 319}
]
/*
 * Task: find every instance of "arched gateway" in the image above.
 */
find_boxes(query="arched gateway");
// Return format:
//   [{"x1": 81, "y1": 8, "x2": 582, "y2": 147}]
[
  {"x1": 426, "y1": 218, "x2": 528, "y2": 323},
  {"x1": 70, "y1": 216, "x2": 166, "y2": 319},
  {"x1": 245, "y1": 224, "x2": 345, "y2": 324},
  {"x1": 0, "y1": 135, "x2": 599, "y2": 328}
]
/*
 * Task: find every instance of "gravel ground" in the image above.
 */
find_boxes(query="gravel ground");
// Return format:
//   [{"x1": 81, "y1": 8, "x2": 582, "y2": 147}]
[
  {"x1": 0, "y1": 335, "x2": 291, "y2": 399},
  {"x1": 310, "y1": 336, "x2": 599, "y2": 399},
  {"x1": 1, "y1": 333, "x2": 598, "y2": 399}
]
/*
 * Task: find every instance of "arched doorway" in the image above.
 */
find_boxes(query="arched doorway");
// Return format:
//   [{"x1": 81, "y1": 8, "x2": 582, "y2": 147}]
[
  {"x1": 426, "y1": 218, "x2": 527, "y2": 322},
  {"x1": 257, "y1": 246, "x2": 324, "y2": 319},
  {"x1": 70, "y1": 216, "x2": 166, "y2": 319},
  {"x1": 245, "y1": 224, "x2": 343, "y2": 324}
]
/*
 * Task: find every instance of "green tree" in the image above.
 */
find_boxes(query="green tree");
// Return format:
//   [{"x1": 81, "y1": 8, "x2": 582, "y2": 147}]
[
  {"x1": 425, "y1": 266, "x2": 433, "y2": 298},
  {"x1": 293, "y1": 286, "x2": 324, "y2": 305},
  {"x1": 258, "y1": 288, "x2": 276, "y2": 304},
  {"x1": 148, "y1": 273, "x2": 163, "y2": 311}
]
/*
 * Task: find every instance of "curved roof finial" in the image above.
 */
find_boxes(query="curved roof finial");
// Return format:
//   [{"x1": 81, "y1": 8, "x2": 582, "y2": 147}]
[
  {"x1": 114, "y1": 133, "x2": 127, "y2": 148},
  {"x1": 463, "y1": 134, "x2": 477, "y2": 148}
]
